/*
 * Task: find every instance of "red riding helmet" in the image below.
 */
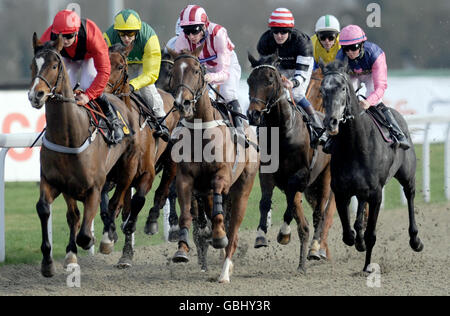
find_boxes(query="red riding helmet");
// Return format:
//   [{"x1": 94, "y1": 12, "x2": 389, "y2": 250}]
[{"x1": 52, "y1": 10, "x2": 81, "y2": 34}]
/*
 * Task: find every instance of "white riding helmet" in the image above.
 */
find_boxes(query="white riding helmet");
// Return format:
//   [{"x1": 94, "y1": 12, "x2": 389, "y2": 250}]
[{"x1": 315, "y1": 15, "x2": 340, "y2": 33}]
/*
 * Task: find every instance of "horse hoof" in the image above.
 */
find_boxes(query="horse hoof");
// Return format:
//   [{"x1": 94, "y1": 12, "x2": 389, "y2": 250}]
[
  {"x1": 343, "y1": 231, "x2": 355, "y2": 247},
  {"x1": 277, "y1": 232, "x2": 291, "y2": 245},
  {"x1": 212, "y1": 236, "x2": 228, "y2": 249},
  {"x1": 297, "y1": 265, "x2": 307, "y2": 275},
  {"x1": 63, "y1": 252, "x2": 78, "y2": 269},
  {"x1": 116, "y1": 257, "x2": 133, "y2": 269},
  {"x1": 319, "y1": 249, "x2": 328, "y2": 260},
  {"x1": 410, "y1": 238, "x2": 424, "y2": 252},
  {"x1": 41, "y1": 260, "x2": 56, "y2": 278},
  {"x1": 254, "y1": 236, "x2": 268, "y2": 248},
  {"x1": 172, "y1": 250, "x2": 189, "y2": 263},
  {"x1": 76, "y1": 233, "x2": 95, "y2": 251},
  {"x1": 355, "y1": 240, "x2": 366, "y2": 252},
  {"x1": 144, "y1": 221, "x2": 158, "y2": 236},
  {"x1": 307, "y1": 249, "x2": 321, "y2": 261},
  {"x1": 168, "y1": 230, "x2": 180, "y2": 242}
]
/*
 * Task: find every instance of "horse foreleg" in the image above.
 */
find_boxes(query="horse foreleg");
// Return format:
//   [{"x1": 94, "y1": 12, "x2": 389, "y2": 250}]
[
  {"x1": 211, "y1": 174, "x2": 229, "y2": 249},
  {"x1": 145, "y1": 159, "x2": 176, "y2": 235},
  {"x1": 167, "y1": 180, "x2": 180, "y2": 242},
  {"x1": 354, "y1": 200, "x2": 368, "y2": 252},
  {"x1": 36, "y1": 178, "x2": 60, "y2": 277},
  {"x1": 335, "y1": 193, "x2": 355, "y2": 247},
  {"x1": 76, "y1": 188, "x2": 101, "y2": 250},
  {"x1": 63, "y1": 194, "x2": 80, "y2": 268},
  {"x1": 172, "y1": 174, "x2": 194, "y2": 263},
  {"x1": 255, "y1": 173, "x2": 275, "y2": 248},
  {"x1": 99, "y1": 181, "x2": 118, "y2": 255},
  {"x1": 319, "y1": 192, "x2": 336, "y2": 260},
  {"x1": 363, "y1": 192, "x2": 382, "y2": 272},
  {"x1": 277, "y1": 189, "x2": 300, "y2": 246},
  {"x1": 291, "y1": 191, "x2": 310, "y2": 274}
]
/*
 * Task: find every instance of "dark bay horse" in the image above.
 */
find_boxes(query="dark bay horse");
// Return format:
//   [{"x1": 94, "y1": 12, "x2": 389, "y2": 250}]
[
  {"x1": 28, "y1": 34, "x2": 141, "y2": 277},
  {"x1": 100, "y1": 43, "x2": 179, "y2": 267},
  {"x1": 319, "y1": 59, "x2": 423, "y2": 272},
  {"x1": 247, "y1": 53, "x2": 336, "y2": 272},
  {"x1": 168, "y1": 46, "x2": 259, "y2": 283}
]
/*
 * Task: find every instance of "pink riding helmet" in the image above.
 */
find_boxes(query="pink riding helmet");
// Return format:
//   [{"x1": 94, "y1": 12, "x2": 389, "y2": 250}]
[
  {"x1": 179, "y1": 5, "x2": 209, "y2": 26},
  {"x1": 339, "y1": 25, "x2": 367, "y2": 45}
]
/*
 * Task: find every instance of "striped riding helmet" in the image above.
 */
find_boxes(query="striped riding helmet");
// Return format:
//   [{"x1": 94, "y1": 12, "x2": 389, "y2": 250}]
[
  {"x1": 315, "y1": 15, "x2": 340, "y2": 33},
  {"x1": 268, "y1": 8, "x2": 295, "y2": 28},
  {"x1": 179, "y1": 5, "x2": 209, "y2": 26}
]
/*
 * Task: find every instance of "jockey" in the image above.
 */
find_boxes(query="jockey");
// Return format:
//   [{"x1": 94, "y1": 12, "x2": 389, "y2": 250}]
[
  {"x1": 311, "y1": 15, "x2": 341, "y2": 69},
  {"x1": 104, "y1": 8, "x2": 169, "y2": 140},
  {"x1": 174, "y1": 4, "x2": 249, "y2": 147},
  {"x1": 257, "y1": 8, "x2": 326, "y2": 147},
  {"x1": 166, "y1": 16, "x2": 182, "y2": 51},
  {"x1": 41, "y1": 9, "x2": 124, "y2": 143},
  {"x1": 336, "y1": 24, "x2": 409, "y2": 150}
]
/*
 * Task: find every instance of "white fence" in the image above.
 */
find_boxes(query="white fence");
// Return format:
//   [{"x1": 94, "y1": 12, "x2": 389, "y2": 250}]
[{"x1": 1, "y1": 114, "x2": 450, "y2": 262}]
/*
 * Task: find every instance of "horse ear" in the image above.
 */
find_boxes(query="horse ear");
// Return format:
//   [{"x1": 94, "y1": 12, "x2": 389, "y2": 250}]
[
  {"x1": 166, "y1": 47, "x2": 179, "y2": 60},
  {"x1": 32, "y1": 32, "x2": 43, "y2": 53},
  {"x1": 342, "y1": 57, "x2": 349, "y2": 71},
  {"x1": 318, "y1": 57, "x2": 326, "y2": 72},
  {"x1": 248, "y1": 51, "x2": 259, "y2": 68},
  {"x1": 192, "y1": 42, "x2": 204, "y2": 57},
  {"x1": 53, "y1": 34, "x2": 64, "y2": 52}
]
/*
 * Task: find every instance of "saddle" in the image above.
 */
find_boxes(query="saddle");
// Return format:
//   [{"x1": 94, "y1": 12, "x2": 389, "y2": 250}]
[{"x1": 366, "y1": 105, "x2": 395, "y2": 144}]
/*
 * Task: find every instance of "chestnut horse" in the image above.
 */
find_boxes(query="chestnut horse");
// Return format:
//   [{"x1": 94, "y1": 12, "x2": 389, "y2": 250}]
[
  {"x1": 168, "y1": 46, "x2": 259, "y2": 283},
  {"x1": 99, "y1": 43, "x2": 179, "y2": 267},
  {"x1": 28, "y1": 34, "x2": 142, "y2": 277},
  {"x1": 247, "y1": 53, "x2": 336, "y2": 273}
]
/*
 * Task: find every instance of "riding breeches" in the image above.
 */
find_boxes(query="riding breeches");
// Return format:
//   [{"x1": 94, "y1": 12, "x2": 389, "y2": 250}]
[
  {"x1": 208, "y1": 50, "x2": 242, "y2": 104},
  {"x1": 128, "y1": 64, "x2": 166, "y2": 117},
  {"x1": 62, "y1": 57, "x2": 97, "y2": 91}
]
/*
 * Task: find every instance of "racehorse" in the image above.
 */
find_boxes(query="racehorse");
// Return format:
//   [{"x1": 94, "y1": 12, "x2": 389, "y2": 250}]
[
  {"x1": 100, "y1": 43, "x2": 179, "y2": 267},
  {"x1": 167, "y1": 46, "x2": 259, "y2": 283},
  {"x1": 306, "y1": 68, "x2": 324, "y2": 113},
  {"x1": 155, "y1": 50, "x2": 174, "y2": 92},
  {"x1": 247, "y1": 52, "x2": 336, "y2": 272},
  {"x1": 28, "y1": 34, "x2": 141, "y2": 277},
  {"x1": 319, "y1": 59, "x2": 423, "y2": 272}
]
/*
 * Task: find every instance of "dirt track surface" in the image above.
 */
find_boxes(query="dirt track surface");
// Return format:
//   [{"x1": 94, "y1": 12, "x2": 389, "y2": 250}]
[{"x1": 0, "y1": 203, "x2": 449, "y2": 296}]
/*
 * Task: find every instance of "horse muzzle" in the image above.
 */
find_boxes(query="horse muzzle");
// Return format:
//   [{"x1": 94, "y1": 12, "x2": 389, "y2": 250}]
[
  {"x1": 174, "y1": 100, "x2": 194, "y2": 119},
  {"x1": 325, "y1": 116, "x2": 339, "y2": 136},
  {"x1": 28, "y1": 89, "x2": 47, "y2": 109},
  {"x1": 247, "y1": 110, "x2": 262, "y2": 126}
]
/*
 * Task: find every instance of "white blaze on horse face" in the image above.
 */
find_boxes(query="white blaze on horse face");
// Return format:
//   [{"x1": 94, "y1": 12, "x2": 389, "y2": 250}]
[
  {"x1": 29, "y1": 57, "x2": 45, "y2": 98},
  {"x1": 174, "y1": 61, "x2": 189, "y2": 105}
]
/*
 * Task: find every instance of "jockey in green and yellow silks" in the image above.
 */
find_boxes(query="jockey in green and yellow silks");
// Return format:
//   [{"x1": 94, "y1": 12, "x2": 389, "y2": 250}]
[{"x1": 311, "y1": 15, "x2": 341, "y2": 69}]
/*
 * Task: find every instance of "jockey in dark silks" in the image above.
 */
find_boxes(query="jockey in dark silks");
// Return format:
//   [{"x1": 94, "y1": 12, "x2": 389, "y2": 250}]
[
  {"x1": 257, "y1": 8, "x2": 326, "y2": 147},
  {"x1": 41, "y1": 10, "x2": 124, "y2": 143},
  {"x1": 335, "y1": 24, "x2": 410, "y2": 151}
]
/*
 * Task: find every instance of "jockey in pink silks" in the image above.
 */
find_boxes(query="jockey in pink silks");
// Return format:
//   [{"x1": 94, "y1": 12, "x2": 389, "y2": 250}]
[
  {"x1": 334, "y1": 24, "x2": 410, "y2": 150},
  {"x1": 174, "y1": 4, "x2": 248, "y2": 147}
]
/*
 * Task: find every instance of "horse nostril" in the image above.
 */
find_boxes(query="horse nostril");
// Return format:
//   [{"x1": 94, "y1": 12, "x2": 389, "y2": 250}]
[
  {"x1": 36, "y1": 91, "x2": 45, "y2": 99},
  {"x1": 330, "y1": 118, "x2": 338, "y2": 127}
]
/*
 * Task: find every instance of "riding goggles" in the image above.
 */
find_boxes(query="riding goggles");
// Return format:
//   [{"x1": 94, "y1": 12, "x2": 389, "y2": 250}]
[
  {"x1": 118, "y1": 30, "x2": 138, "y2": 37},
  {"x1": 182, "y1": 25, "x2": 203, "y2": 35},
  {"x1": 51, "y1": 32, "x2": 77, "y2": 40},
  {"x1": 318, "y1": 32, "x2": 337, "y2": 42},
  {"x1": 342, "y1": 43, "x2": 362, "y2": 52},
  {"x1": 271, "y1": 27, "x2": 292, "y2": 35}
]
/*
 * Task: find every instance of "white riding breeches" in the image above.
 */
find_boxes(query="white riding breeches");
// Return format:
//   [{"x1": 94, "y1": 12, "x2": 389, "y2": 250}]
[
  {"x1": 209, "y1": 50, "x2": 241, "y2": 104},
  {"x1": 279, "y1": 68, "x2": 311, "y2": 104},
  {"x1": 128, "y1": 64, "x2": 166, "y2": 117},
  {"x1": 62, "y1": 57, "x2": 97, "y2": 91}
]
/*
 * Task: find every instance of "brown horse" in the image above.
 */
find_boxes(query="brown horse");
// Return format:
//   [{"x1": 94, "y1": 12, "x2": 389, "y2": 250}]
[
  {"x1": 247, "y1": 53, "x2": 336, "y2": 272},
  {"x1": 167, "y1": 46, "x2": 259, "y2": 283},
  {"x1": 28, "y1": 34, "x2": 142, "y2": 277},
  {"x1": 306, "y1": 68, "x2": 325, "y2": 113},
  {"x1": 99, "y1": 43, "x2": 179, "y2": 267}
]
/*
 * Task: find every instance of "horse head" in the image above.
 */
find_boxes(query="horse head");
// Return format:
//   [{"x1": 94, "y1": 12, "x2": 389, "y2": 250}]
[
  {"x1": 167, "y1": 44, "x2": 206, "y2": 120},
  {"x1": 106, "y1": 43, "x2": 132, "y2": 94},
  {"x1": 319, "y1": 59, "x2": 355, "y2": 136},
  {"x1": 247, "y1": 52, "x2": 284, "y2": 126},
  {"x1": 155, "y1": 49, "x2": 174, "y2": 92},
  {"x1": 28, "y1": 32, "x2": 66, "y2": 109}
]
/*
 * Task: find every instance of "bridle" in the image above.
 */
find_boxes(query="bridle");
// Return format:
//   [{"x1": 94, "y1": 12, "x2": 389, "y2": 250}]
[
  {"x1": 248, "y1": 64, "x2": 286, "y2": 114},
  {"x1": 32, "y1": 48, "x2": 75, "y2": 103},
  {"x1": 322, "y1": 70, "x2": 355, "y2": 124},
  {"x1": 107, "y1": 51, "x2": 129, "y2": 96},
  {"x1": 172, "y1": 54, "x2": 207, "y2": 112}
]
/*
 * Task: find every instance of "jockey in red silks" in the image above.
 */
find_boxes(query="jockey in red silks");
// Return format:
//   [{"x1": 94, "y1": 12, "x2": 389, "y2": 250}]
[
  {"x1": 174, "y1": 4, "x2": 248, "y2": 147},
  {"x1": 335, "y1": 24, "x2": 409, "y2": 150},
  {"x1": 41, "y1": 10, "x2": 124, "y2": 143}
]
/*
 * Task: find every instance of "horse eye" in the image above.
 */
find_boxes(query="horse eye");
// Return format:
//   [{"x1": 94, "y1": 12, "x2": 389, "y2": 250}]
[
  {"x1": 118, "y1": 65, "x2": 124, "y2": 70},
  {"x1": 52, "y1": 64, "x2": 58, "y2": 70}
]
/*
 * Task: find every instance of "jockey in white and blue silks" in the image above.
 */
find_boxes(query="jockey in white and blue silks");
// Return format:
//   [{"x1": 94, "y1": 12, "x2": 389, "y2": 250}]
[{"x1": 335, "y1": 24, "x2": 409, "y2": 150}]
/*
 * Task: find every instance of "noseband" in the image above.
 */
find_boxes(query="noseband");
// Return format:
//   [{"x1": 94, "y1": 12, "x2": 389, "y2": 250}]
[
  {"x1": 322, "y1": 70, "x2": 355, "y2": 124},
  {"x1": 249, "y1": 65, "x2": 286, "y2": 114},
  {"x1": 172, "y1": 54, "x2": 207, "y2": 112}
]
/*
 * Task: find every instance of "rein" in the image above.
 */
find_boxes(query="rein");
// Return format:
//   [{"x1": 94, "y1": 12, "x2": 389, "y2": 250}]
[
  {"x1": 249, "y1": 64, "x2": 286, "y2": 114},
  {"x1": 322, "y1": 70, "x2": 355, "y2": 124},
  {"x1": 107, "y1": 51, "x2": 129, "y2": 95}
]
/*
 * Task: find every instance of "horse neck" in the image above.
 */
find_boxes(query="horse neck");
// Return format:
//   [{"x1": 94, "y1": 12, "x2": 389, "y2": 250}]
[
  {"x1": 192, "y1": 93, "x2": 216, "y2": 122},
  {"x1": 45, "y1": 76, "x2": 90, "y2": 146}
]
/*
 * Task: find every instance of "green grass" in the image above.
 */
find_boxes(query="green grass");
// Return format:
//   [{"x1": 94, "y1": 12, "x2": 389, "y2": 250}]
[{"x1": 1, "y1": 143, "x2": 447, "y2": 266}]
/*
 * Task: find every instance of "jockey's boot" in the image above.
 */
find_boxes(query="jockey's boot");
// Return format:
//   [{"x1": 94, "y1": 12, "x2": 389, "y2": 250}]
[
  {"x1": 380, "y1": 106, "x2": 410, "y2": 150},
  {"x1": 322, "y1": 137, "x2": 333, "y2": 154},
  {"x1": 304, "y1": 104, "x2": 326, "y2": 149},
  {"x1": 229, "y1": 100, "x2": 250, "y2": 148},
  {"x1": 97, "y1": 94, "x2": 124, "y2": 144},
  {"x1": 155, "y1": 117, "x2": 170, "y2": 142}
]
